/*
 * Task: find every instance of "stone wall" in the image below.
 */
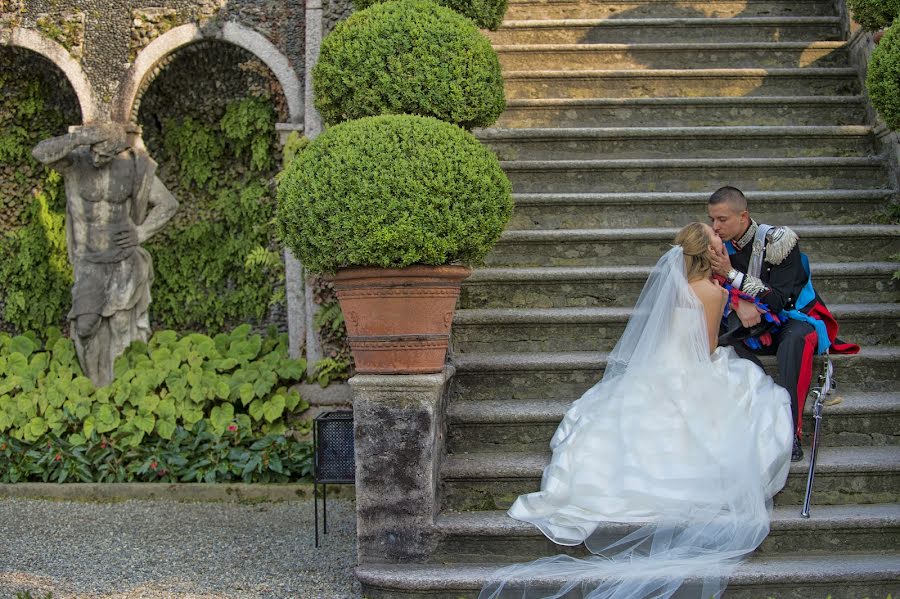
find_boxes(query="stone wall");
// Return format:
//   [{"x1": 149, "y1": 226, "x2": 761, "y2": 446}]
[{"x1": 2, "y1": 0, "x2": 304, "y2": 122}]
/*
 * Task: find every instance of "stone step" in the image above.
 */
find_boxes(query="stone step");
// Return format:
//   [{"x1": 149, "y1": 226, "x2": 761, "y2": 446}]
[
  {"x1": 487, "y1": 17, "x2": 843, "y2": 45},
  {"x1": 357, "y1": 554, "x2": 900, "y2": 599},
  {"x1": 431, "y1": 504, "x2": 900, "y2": 563},
  {"x1": 478, "y1": 126, "x2": 874, "y2": 160},
  {"x1": 495, "y1": 42, "x2": 850, "y2": 70},
  {"x1": 506, "y1": 190, "x2": 893, "y2": 229},
  {"x1": 486, "y1": 225, "x2": 900, "y2": 266},
  {"x1": 503, "y1": 68, "x2": 859, "y2": 100},
  {"x1": 501, "y1": 157, "x2": 886, "y2": 194},
  {"x1": 451, "y1": 303, "x2": 900, "y2": 354},
  {"x1": 460, "y1": 262, "x2": 899, "y2": 309},
  {"x1": 440, "y1": 445, "x2": 900, "y2": 511},
  {"x1": 504, "y1": 0, "x2": 839, "y2": 20},
  {"x1": 448, "y1": 347, "x2": 900, "y2": 400},
  {"x1": 496, "y1": 95, "x2": 867, "y2": 128},
  {"x1": 447, "y1": 392, "x2": 900, "y2": 453}
]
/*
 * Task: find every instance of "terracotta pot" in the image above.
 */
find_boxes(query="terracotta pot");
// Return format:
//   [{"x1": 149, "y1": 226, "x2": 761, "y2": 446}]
[
  {"x1": 328, "y1": 264, "x2": 472, "y2": 374},
  {"x1": 874, "y1": 29, "x2": 885, "y2": 44}
]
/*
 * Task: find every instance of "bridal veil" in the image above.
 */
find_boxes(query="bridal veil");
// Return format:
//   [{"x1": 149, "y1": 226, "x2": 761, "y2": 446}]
[{"x1": 479, "y1": 245, "x2": 793, "y2": 599}]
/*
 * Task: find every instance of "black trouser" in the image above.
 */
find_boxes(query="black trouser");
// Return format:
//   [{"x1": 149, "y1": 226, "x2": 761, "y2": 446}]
[{"x1": 722, "y1": 318, "x2": 817, "y2": 437}]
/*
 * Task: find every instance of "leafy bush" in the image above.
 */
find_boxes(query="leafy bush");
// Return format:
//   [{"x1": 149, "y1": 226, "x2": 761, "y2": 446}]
[
  {"x1": 1, "y1": 421, "x2": 312, "y2": 484},
  {"x1": 848, "y1": 0, "x2": 900, "y2": 31},
  {"x1": 276, "y1": 115, "x2": 513, "y2": 274},
  {"x1": 0, "y1": 326, "x2": 314, "y2": 482},
  {"x1": 353, "y1": 0, "x2": 508, "y2": 30},
  {"x1": 867, "y1": 22, "x2": 900, "y2": 130},
  {"x1": 0, "y1": 326, "x2": 308, "y2": 446},
  {"x1": 313, "y1": 0, "x2": 506, "y2": 129}
]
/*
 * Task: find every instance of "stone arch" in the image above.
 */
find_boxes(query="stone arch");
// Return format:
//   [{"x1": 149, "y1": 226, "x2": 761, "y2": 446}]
[
  {"x1": 1, "y1": 27, "x2": 97, "y2": 122},
  {"x1": 114, "y1": 22, "x2": 302, "y2": 124}
]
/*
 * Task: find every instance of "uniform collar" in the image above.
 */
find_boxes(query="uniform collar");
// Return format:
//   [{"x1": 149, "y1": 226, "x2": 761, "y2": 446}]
[{"x1": 732, "y1": 219, "x2": 757, "y2": 251}]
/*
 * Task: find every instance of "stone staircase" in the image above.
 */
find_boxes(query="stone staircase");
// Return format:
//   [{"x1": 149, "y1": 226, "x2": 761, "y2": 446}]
[{"x1": 356, "y1": 1, "x2": 900, "y2": 596}]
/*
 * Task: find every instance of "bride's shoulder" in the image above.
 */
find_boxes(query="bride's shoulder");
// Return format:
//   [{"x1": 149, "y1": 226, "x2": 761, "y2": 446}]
[{"x1": 689, "y1": 278, "x2": 727, "y2": 303}]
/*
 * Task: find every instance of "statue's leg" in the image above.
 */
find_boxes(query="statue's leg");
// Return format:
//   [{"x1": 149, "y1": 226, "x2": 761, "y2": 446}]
[{"x1": 73, "y1": 312, "x2": 113, "y2": 386}]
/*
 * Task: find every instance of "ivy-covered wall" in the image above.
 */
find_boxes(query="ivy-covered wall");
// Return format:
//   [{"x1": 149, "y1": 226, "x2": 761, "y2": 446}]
[
  {"x1": 0, "y1": 48, "x2": 80, "y2": 335},
  {"x1": 0, "y1": 43, "x2": 290, "y2": 338},
  {"x1": 137, "y1": 41, "x2": 288, "y2": 334}
]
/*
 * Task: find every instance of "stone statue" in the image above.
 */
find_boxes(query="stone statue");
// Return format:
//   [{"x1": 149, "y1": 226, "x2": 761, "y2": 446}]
[{"x1": 32, "y1": 122, "x2": 178, "y2": 387}]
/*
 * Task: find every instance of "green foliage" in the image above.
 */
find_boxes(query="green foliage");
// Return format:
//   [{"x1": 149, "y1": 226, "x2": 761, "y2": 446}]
[
  {"x1": 314, "y1": 0, "x2": 506, "y2": 129},
  {"x1": 0, "y1": 57, "x2": 78, "y2": 334},
  {"x1": 848, "y1": 0, "x2": 900, "y2": 31},
  {"x1": 0, "y1": 326, "x2": 308, "y2": 449},
  {"x1": 277, "y1": 115, "x2": 512, "y2": 274},
  {"x1": 353, "y1": 0, "x2": 508, "y2": 29},
  {"x1": 281, "y1": 131, "x2": 310, "y2": 169},
  {"x1": 867, "y1": 22, "x2": 900, "y2": 130},
  {"x1": 0, "y1": 421, "x2": 313, "y2": 484},
  {"x1": 0, "y1": 171, "x2": 72, "y2": 332},
  {"x1": 312, "y1": 357, "x2": 352, "y2": 388},
  {"x1": 147, "y1": 96, "x2": 284, "y2": 331}
]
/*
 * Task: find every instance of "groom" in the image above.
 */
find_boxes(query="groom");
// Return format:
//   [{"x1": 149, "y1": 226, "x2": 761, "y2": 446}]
[{"x1": 706, "y1": 186, "x2": 859, "y2": 462}]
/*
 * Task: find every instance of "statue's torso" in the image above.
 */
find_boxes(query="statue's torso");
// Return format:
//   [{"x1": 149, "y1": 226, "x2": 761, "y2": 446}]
[{"x1": 66, "y1": 149, "x2": 136, "y2": 257}]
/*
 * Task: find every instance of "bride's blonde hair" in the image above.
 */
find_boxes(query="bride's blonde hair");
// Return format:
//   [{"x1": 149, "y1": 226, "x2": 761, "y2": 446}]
[{"x1": 674, "y1": 222, "x2": 713, "y2": 282}]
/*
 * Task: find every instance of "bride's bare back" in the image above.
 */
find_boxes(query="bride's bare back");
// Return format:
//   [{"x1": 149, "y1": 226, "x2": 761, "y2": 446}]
[{"x1": 690, "y1": 278, "x2": 728, "y2": 352}]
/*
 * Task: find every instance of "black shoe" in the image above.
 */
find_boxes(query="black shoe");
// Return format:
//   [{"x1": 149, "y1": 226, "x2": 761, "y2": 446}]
[{"x1": 791, "y1": 437, "x2": 804, "y2": 462}]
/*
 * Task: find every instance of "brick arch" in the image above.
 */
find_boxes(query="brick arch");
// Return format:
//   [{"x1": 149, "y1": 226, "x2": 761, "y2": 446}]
[
  {"x1": 114, "y1": 22, "x2": 302, "y2": 124},
  {"x1": 2, "y1": 27, "x2": 97, "y2": 122}
]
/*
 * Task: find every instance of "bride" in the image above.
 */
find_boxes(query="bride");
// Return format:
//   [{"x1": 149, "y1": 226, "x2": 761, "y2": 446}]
[{"x1": 480, "y1": 222, "x2": 794, "y2": 599}]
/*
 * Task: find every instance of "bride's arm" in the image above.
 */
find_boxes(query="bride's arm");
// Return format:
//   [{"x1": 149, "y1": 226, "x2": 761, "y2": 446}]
[{"x1": 693, "y1": 280, "x2": 729, "y2": 352}]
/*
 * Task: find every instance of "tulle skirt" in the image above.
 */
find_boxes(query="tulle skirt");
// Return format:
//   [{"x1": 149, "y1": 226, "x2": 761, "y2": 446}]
[{"x1": 480, "y1": 346, "x2": 793, "y2": 599}]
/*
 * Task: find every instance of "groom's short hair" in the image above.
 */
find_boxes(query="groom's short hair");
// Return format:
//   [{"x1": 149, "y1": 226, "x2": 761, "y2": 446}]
[{"x1": 708, "y1": 186, "x2": 748, "y2": 213}]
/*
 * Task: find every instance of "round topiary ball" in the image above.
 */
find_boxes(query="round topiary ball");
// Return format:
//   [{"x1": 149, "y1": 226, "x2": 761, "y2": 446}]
[
  {"x1": 353, "y1": 0, "x2": 508, "y2": 30},
  {"x1": 313, "y1": 0, "x2": 506, "y2": 129},
  {"x1": 867, "y1": 22, "x2": 900, "y2": 129},
  {"x1": 848, "y1": 0, "x2": 900, "y2": 32},
  {"x1": 276, "y1": 115, "x2": 513, "y2": 274}
]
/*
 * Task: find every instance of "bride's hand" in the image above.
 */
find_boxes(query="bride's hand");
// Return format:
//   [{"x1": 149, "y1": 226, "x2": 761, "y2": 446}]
[{"x1": 735, "y1": 298, "x2": 763, "y2": 327}]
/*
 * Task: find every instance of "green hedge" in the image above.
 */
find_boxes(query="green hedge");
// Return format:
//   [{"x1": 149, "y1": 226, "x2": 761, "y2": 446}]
[
  {"x1": 867, "y1": 22, "x2": 900, "y2": 130},
  {"x1": 352, "y1": 0, "x2": 508, "y2": 30},
  {"x1": 0, "y1": 326, "x2": 313, "y2": 483},
  {"x1": 277, "y1": 115, "x2": 512, "y2": 274},
  {"x1": 848, "y1": 0, "x2": 900, "y2": 31},
  {"x1": 313, "y1": 0, "x2": 505, "y2": 129}
]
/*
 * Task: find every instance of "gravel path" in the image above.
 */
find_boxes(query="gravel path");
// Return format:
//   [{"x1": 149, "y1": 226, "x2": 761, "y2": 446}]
[{"x1": 0, "y1": 497, "x2": 360, "y2": 598}]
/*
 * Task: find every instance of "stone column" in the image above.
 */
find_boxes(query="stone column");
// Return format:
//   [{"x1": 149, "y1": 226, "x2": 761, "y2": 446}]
[
  {"x1": 301, "y1": 0, "x2": 326, "y2": 368},
  {"x1": 349, "y1": 368, "x2": 454, "y2": 563}
]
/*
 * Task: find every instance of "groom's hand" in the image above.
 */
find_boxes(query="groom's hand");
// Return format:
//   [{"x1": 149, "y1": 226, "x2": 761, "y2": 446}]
[
  {"x1": 735, "y1": 299, "x2": 764, "y2": 327},
  {"x1": 708, "y1": 245, "x2": 731, "y2": 277}
]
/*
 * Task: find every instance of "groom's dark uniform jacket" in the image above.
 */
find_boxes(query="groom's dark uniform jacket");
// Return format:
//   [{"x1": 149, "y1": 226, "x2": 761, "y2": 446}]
[{"x1": 721, "y1": 220, "x2": 859, "y2": 437}]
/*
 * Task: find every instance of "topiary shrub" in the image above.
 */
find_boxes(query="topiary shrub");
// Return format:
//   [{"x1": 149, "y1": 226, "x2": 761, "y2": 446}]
[
  {"x1": 353, "y1": 0, "x2": 508, "y2": 30},
  {"x1": 867, "y1": 22, "x2": 900, "y2": 129},
  {"x1": 276, "y1": 115, "x2": 513, "y2": 274},
  {"x1": 848, "y1": 0, "x2": 900, "y2": 31},
  {"x1": 313, "y1": 0, "x2": 506, "y2": 129}
]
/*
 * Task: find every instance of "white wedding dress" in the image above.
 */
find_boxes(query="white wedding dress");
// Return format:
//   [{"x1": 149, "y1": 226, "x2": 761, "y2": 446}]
[{"x1": 480, "y1": 246, "x2": 793, "y2": 599}]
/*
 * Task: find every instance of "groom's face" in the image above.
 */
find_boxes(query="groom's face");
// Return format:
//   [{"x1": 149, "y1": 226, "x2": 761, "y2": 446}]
[{"x1": 707, "y1": 202, "x2": 748, "y2": 242}]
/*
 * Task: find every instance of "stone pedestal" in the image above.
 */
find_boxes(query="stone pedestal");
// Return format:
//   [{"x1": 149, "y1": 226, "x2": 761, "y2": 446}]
[{"x1": 349, "y1": 367, "x2": 453, "y2": 563}]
